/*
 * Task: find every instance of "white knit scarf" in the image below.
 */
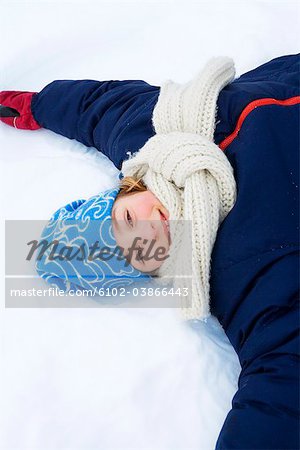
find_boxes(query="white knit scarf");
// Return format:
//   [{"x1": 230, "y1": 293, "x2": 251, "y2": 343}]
[{"x1": 121, "y1": 57, "x2": 237, "y2": 321}]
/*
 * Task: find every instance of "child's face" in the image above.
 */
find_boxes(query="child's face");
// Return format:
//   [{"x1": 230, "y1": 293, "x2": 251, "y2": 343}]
[{"x1": 112, "y1": 190, "x2": 170, "y2": 273}]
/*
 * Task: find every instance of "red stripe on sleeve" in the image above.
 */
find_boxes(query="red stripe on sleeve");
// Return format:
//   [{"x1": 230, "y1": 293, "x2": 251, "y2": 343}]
[{"x1": 219, "y1": 96, "x2": 300, "y2": 151}]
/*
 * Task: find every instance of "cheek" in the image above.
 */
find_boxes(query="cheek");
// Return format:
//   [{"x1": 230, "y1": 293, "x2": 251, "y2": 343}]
[
  {"x1": 134, "y1": 193, "x2": 158, "y2": 217},
  {"x1": 136, "y1": 203, "x2": 153, "y2": 218}
]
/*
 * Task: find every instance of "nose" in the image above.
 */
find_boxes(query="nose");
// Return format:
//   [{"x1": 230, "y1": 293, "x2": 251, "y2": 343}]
[{"x1": 137, "y1": 220, "x2": 158, "y2": 244}]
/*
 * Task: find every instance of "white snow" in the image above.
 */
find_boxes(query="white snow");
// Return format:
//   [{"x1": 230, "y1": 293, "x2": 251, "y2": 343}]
[{"x1": 0, "y1": 1, "x2": 298, "y2": 448}]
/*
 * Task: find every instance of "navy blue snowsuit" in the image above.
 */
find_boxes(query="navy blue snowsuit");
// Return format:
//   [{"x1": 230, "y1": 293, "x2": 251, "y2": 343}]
[{"x1": 31, "y1": 54, "x2": 300, "y2": 450}]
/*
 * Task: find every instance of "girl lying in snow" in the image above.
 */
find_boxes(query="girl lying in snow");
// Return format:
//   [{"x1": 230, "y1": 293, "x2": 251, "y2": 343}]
[{"x1": 0, "y1": 54, "x2": 299, "y2": 450}]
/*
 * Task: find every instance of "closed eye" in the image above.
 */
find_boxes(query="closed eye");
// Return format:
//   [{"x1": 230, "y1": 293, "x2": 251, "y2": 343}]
[
  {"x1": 137, "y1": 246, "x2": 145, "y2": 263},
  {"x1": 126, "y1": 210, "x2": 133, "y2": 227}
]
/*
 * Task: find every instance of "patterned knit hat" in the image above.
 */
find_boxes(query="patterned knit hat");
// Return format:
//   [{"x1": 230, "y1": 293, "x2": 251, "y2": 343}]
[{"x1": 35, "y1": 187, "x2": 152, "y2": 295}]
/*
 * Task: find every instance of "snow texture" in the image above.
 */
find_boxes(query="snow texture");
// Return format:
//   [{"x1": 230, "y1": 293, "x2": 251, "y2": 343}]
[{"x1": 0, "y1": 1, "x2": 298, "y2": 449}]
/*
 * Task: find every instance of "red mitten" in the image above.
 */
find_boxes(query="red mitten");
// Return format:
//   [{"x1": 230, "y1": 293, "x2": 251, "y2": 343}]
[{"x1": 0, "y1": 91, "x2": 41, "y2": 130}]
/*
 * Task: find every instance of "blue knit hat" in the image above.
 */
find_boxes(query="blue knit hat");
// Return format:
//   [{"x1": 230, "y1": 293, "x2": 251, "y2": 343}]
[{"x1": 35, "y1": 186, "x2": 152, "y2": 295}]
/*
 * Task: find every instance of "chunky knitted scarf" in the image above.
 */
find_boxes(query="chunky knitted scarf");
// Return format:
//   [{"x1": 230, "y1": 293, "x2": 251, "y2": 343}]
[{"x1": 121, "y1": 57, "x2": 237, "y2": 321}]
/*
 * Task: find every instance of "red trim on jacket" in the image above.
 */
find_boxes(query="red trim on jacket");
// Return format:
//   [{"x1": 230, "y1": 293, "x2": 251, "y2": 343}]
[{"x1": 219, "y1": 96, "x2": 300, "y2": 151}]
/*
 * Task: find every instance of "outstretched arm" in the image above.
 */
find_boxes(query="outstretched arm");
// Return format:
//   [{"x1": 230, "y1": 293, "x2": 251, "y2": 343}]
[{"x1": 0, "y1": 79, "x2": 160, "y2": 169}]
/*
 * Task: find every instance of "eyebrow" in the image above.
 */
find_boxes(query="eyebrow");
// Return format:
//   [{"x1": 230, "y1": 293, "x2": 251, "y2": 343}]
[{"x1": 112, "y1": 207, "x2": 121, "y2": 233}]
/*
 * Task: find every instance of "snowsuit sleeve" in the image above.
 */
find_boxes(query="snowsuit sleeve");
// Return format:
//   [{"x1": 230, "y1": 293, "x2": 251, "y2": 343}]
[
  {"x1": 213, "y1": 249, "x2": 299, "y2": 449},
  {"x1": 31, "y1": 79, "x2": 160, "y2": 169}
]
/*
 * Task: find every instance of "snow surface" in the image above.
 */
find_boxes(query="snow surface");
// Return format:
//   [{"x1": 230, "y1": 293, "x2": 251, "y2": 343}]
[{"x1": 0, "y1": 1, "x2": 299, "y2": 449}]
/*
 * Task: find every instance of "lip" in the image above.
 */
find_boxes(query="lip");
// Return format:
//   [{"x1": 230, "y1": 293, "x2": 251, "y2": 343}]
[{"x1": 159, "y1": 210, "x2": 170, "y2": 242}]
